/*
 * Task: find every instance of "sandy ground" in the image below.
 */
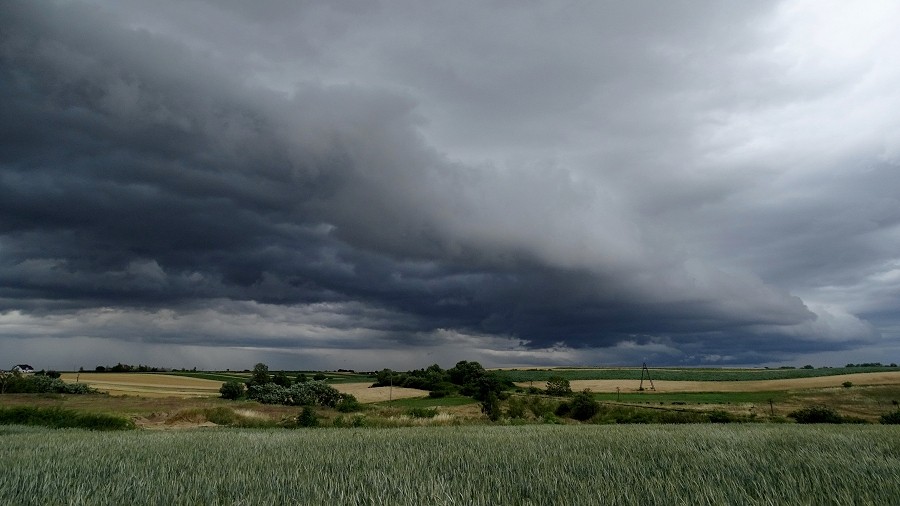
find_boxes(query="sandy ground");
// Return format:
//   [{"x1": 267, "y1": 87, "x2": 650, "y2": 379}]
[
  {"x1": 58, "y1": 373, "x2": 428, "y2": 402},
  {"x1": 333, "y1": 383, "x2": 428, "y2": 402},
  {"x1": 554, "y1": 371, "x2": 900, "y2": 393}
]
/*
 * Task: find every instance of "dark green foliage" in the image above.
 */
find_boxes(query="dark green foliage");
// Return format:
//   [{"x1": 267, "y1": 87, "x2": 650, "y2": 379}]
[
  {"x1": 505, "y1": 396, "x2": 526, "y2": 419},
  {"x1": 707, "y1": 410, "x2": 737, "y2": 423},
  {"x1": 0, "y1": 373, "x2": 95, "y2": 395},
  {"x1": 555, "y1": 391, "x2": 601, "y2": 421},
  {"x1": 312, "y1": 373, "x2": 326, "y2": 381},
  {"x1": 788, "y1": 405, "x2": 844, "y2": 424},
  {"x1": 481, "y1": 392, "x2": 501, "y2": 421},
  {"x1": 372, "y1": 362, "x2": 511, "y2": 402},
  {"x1": 219, "y1": 380, "x2": 245, "y2": 400},
  {"x1": 272, "y1": 371, "x2": 292, "y2": 387},
  {"x1": 336, "y1": 393, "x2": 363, "y2": 413},
  {"x1": 525, "y1": 396, "x2": 555, "y2": 418},
  {"x1": 297, "y1": 406, "x2": 318, "y2": 427},
  {"x1": 248, "y1": 380, "x2": 342, "y2": 407},
  {"x1": 879, "y1": 410, "x2": 900, "y2": 424},
  {"x1": 373, "y1": 364, "x2": 450, "y2": 393},
  {"x1": 568, "y1": 390, "x2": 600, "y2": 421},
  {"x1": 407, "y1": 407, "x2": 438, "y2": 419},
  {"x1": 249, "y1": 363, "x2": 271, "y2": 387},
  {"x1": 545, "y1": 376, "x2": 572, "y2": 396},
  {"x1": 842, "y1": 381, "x2": 853, "y2": 388},
  {"x1": 295, "y1": 373, "x2": 308, "y2": 383},
  {"x1": 0, "y1": 406, "x2": 134, "y2": 430}
]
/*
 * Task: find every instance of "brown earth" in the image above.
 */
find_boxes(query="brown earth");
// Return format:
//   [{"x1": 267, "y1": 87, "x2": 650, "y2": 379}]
[
  {"x1": 558, "y1": 371, "x2": 900, "y2": 393},
  {"x1": 60, "y1": 373, "x2": 223, "y2": 397}
]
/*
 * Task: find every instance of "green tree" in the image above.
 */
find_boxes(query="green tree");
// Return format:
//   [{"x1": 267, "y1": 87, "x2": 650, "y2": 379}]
[
  {"x1": 545, "y1": 376, "x2": 572, "y2": 396},
  {"x1": 272, "y1": 371, "x2": 292, "y2": 387},
  {"x1": 219, "y1": 381, "x2": 245, "y2": 400},
  {"x1": 481, "y1": 392, "x2": 501, "y2": 421},
  {"x1": 249, "y1": 363, "x2": 270, "y2": 386},
  {"x1": 568, "y1": 390, "x2": 600, "y2": 421}
]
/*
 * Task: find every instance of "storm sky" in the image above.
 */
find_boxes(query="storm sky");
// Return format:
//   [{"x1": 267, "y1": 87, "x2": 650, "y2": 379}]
[{"x1": 2, "y1": 1, "x2": 900, "y2": 370}]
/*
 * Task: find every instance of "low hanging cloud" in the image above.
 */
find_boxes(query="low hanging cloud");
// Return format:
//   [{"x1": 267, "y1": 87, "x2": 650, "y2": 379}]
[{"x1": 1, "y1": 1, "x2": 899, "y2": 369}]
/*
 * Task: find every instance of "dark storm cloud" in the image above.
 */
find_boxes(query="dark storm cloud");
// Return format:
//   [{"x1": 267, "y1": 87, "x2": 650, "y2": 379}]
[{"x1": 2, "y1": 1, "x2": 899, "y2": 369}]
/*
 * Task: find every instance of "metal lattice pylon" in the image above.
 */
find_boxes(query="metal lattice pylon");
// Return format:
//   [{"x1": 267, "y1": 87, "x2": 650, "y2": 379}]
[{"x1": 639, "y1": 362, "x2": 655, "y2": 391}]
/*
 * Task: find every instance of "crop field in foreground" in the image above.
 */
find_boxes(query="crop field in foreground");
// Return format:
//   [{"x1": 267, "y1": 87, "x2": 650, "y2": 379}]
[{"x1": 2, "y1": 425, "x2": 898, "y2": 505}]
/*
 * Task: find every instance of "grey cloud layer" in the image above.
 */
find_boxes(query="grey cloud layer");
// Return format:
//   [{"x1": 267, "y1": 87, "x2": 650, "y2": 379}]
[{"x1": 1, "y1": 1, "x2": 898, "y2": 367}]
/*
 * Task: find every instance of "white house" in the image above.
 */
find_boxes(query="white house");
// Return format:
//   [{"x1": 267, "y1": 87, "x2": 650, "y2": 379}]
[{"x1": 12, "y1": 364, "x2": 35, "y2": 374}]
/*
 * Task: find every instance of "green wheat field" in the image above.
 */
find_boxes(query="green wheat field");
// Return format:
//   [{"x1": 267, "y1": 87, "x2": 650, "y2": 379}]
[{"x1": 2, "y1": 424, "x2": 899, "y2": 505}]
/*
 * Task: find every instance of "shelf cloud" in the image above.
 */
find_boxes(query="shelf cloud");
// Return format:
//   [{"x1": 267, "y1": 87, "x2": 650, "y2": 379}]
[{"x1": 2, "y1": 1, "x2": 899, "y2": 370}]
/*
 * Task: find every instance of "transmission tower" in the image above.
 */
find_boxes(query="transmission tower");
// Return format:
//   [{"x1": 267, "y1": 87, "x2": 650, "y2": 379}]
[{"x1": 639, "y1": 362, "x2": 655, "y2": 391}]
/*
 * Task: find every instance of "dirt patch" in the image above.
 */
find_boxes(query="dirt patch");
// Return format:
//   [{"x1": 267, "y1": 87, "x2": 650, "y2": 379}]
[
  {"x1": 334, "y1": 383, "x2": 428, "y2": 403},
  {"x1": 560, "y1": 371, "x2": 900, "y2": 393}
]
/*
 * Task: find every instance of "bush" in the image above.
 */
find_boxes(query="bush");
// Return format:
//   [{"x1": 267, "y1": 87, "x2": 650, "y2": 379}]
[
  {"x1": 788, "y1": 405, "x2": 843, "y2": 424},
  {"x1": 219, "y1": 381, "x2": 245, "y2": 400},
  {"x1": 297, "y1": 406, "x2": 319, "y2": 427},
  {"x1": 336, "y1": 393, "x2": 363, "y2": 413},
  {"x1": 481, "y1": 393, "x2": 501, "y2": 421},
  {"x1": 842, "y1": 381, "x2": 853, "y2": 388},
  {"x1": 1, "y1": 374, "x2": 96, "y2": 395},
  {"x1": 879, "y1": 410, "x2": 900, "y2": 424},
  {"x1": 707, "y1": 410, "x2": 736, "y2": 423},
  {"x1": 525, "y1": 396, "x2": 554, "y2": 418},
  {"x1": 407, "y1": 407, "x2": 438, "y2": 419},
  {"x1": 568, "y1": 390, "x2": 600, "y2": 421},
  {"x1": 248, "y1": 380, "x2": 342, "y2": 407},
  {"x1": 0, "y1": 406, "x2": 134, "y2": 430},
  {"x1": 545, "y1": 376, "x2": 572, "y2": 397},
  {"x1": 506, "y1": 396, "x2": 526, "y2": 419}
]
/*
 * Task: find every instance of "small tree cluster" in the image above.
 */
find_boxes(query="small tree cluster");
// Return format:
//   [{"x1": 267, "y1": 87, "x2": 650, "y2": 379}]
[
  {"x1": 788, "y1": 405, "x2": 844, "y2": 424},
  {"x1": 248, "y1": 380, "x2": 343, "y2": 407},
  {"x1": 219, "y1": 381, "x2": 245, "y2": 400},
  {"x1": 555, "y1": 390, "x2": 600, "y2": 421},
  {"x1": 545, "y1": 376, "x2": 572, "y2": 396},
  {"x1": 0, "y1": 373, "x2": 94, "y2": 395}
]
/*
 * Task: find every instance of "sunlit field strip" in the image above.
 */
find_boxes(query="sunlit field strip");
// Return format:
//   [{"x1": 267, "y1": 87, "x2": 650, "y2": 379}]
[{"x1": 1, "y1": 425, "x2": 898, "y2": 505}]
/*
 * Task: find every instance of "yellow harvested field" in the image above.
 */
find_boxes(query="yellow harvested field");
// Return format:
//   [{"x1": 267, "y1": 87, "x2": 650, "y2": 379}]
[
  {"x1": 334, "y1": 382, "x2": 428, "y2": 403},
  {"x1": 60, "y1": 373, "x2": 222, "y2": 398},
  {"x1": 563, "y1": 371, "x2": 900, "y2": 393},
  {"x1": 57, "y1": 373, "x2": 428, "y2": 402}
]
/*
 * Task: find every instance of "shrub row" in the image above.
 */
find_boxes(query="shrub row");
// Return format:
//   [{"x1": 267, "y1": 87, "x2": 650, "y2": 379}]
[
  {"x1": 1, "y1": 374, "x2": 95, "y2": 395},
  {"x1": 0, "y1": 406, "x2": 133, "y2": 430}
]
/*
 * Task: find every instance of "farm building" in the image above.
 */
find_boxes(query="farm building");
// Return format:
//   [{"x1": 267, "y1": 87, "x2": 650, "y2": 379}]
[{"x1": 12, "y1": 364, "x2": 35, "y2": 373}]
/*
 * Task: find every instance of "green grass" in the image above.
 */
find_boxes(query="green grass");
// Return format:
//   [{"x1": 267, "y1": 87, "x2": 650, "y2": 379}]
[
  {"x1": 498, "y1": 366, "x2": 899, "y2": 382},
  {"x1": 0, "y1": 406, "x2": 134, "y2": 430},
  {"x1": 373, "y1": 395, "x2": 477, "y2": 408},
  {"x1": 1, "y1": 425, "x2": 898, "y2": 504}
]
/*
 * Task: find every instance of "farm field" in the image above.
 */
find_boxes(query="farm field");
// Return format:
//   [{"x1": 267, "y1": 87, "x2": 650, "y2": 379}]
[
  {"x1": 58, "y1": 373, "x2": 428, "y2": 403},
  {"x1": 1, "y1": 424, "x2": 899, "y2": 505},
  {"x1": 496, "y1": 365, "x2": 900, "y2": 382},
  {"x1": 563, "y1": 371, "x2": 900, "y2": 394}
]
